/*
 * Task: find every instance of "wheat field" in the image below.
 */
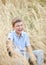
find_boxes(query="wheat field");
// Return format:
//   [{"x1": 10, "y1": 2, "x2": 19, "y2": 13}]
[{"x1": 0, "y1": 0, "x2": 46, "y2": 65}]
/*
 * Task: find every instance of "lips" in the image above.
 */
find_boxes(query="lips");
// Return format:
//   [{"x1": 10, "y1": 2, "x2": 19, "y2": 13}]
[{"x1": 18, "y1": 29, "x2": 22, "y2": 31}]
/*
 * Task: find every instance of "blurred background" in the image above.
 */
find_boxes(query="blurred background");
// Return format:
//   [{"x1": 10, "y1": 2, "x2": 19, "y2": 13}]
[{"x1": 0, "y1": 0, "x2": 46, "y2": 65}]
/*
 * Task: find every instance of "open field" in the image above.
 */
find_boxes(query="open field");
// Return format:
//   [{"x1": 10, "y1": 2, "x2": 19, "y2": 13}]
[{"x1": 0, "y1": 0, "x2": 46, "y2": 65}]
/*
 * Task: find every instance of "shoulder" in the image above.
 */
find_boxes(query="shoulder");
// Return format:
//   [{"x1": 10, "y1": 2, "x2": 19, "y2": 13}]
[
  {"x1": 8, "y1": 31, "x2": 15, "y2": 35},
  {"x1": 8, "y1": 31, "x2": 15, "y2": 37},
  {"x1": 22, "y1": 31, "x2": 29, "y2": 37},
  {"x1": 7, "y1": 31, "x2": 15, "y2": 40}
]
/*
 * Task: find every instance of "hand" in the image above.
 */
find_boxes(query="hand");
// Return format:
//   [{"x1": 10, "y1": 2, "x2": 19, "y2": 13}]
[
  {"x1": 29, "y1": 58, "x2": 37, "y2": 65},
  {"x1": 32, "y1": 60, "x2": 37, "y2": 65}
]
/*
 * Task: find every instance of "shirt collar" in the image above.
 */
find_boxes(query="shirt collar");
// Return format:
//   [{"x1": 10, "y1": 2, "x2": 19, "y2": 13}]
[{"x1": 13, "y1": 30, "x2": 23, "y2": 37}]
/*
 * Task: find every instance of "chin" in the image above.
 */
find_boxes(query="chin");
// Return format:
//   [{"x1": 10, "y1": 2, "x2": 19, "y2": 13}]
[
  {"x1": 19, "y1": 31, "x2": 22, "y2": 34},
  {"x1": 19, "y1": 32, "x2": 22, "y2": 34},
  {"x1": 17, "y1": 30, "x2": 23, "y2": 34}
]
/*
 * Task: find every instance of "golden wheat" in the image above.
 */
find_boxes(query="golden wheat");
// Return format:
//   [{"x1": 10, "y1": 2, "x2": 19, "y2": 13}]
[{"x1": 0, "y1": 0, "x2": 46, "y2": 65}]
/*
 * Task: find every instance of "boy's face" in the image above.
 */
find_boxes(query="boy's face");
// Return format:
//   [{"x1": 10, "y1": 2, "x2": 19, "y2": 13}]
[{"x1": 13, "y1": 22, "x2": 23, "y2": 35}]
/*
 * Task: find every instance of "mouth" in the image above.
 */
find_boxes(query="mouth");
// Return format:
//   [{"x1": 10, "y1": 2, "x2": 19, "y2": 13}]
[
  {"x1": 18, "y1": 30, "x2": 22, "y2": 32},
  {"x1": 18, "y1": 29, "x2": 22, "y2": 31}
]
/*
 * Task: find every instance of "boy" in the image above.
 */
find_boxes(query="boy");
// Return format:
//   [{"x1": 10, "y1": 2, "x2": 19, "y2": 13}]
[{"x1": 6, "y1": 17, "x2": 44, "y2": 65}]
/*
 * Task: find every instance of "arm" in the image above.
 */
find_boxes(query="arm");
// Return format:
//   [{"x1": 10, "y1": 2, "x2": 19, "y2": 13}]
[
  {"x1": 25, "y1": 33, "x2": 37, "y2": 65},
  {"x1": 6, "y1": 39, "x2": 29, "y2": 65},
  {"x1": 26, "y1": 46, "x2": 37, "y2": 65},
  {"x1": 6, "y1": 39, "x2": 23, "y2": 57},
  {"x1": 6, "y1": 39, "x2": 16, "y2": 57}
]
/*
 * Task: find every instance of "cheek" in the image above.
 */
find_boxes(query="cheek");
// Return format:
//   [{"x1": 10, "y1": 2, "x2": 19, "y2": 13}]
[
  {"x1": 21, "y1": 27, "x2": 23, "y2": 30},
  {"x1": 16, "y1": 27, "x2": 20, "y2": 31},
  {"x1": 20, "y1": 25, "x2": 23, "y2": 29},
  {"x1": 13, "y1": 26, "x2": 18, "y2": 31}
]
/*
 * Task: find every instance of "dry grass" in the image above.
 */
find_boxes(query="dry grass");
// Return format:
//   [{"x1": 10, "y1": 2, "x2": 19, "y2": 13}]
[{"x1": 0, "y1": 0, "x2": 46, "y2": 65}]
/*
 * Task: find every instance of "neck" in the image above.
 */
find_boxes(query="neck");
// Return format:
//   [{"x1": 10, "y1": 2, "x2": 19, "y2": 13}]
[{"x1": 16, "y1": 32, "x2": 21, "y2": 37}]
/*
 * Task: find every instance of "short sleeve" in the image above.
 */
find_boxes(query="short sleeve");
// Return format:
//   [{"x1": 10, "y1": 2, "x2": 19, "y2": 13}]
[
  {"x1": 8, "y1": 32, "x2": 13, "y2": 41},
  {"x1": 25, "y1": 33, "x2": 30, "y2": 47}
]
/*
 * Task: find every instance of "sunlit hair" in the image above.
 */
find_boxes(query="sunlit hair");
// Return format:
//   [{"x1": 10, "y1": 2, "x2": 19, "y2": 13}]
[{"x1": 12, "y1": 17, "x2": 22, "y2": 27}]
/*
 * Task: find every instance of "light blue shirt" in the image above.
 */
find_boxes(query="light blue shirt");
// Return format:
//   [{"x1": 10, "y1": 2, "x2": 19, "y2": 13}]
[{"x1": 8, "y1": 31, "x2": 30, "y2": 51}]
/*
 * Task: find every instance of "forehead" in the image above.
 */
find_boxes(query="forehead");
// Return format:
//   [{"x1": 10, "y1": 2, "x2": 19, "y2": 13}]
[{"x1": 15, "y1": 21, "x2": 23, "y2": 25}]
